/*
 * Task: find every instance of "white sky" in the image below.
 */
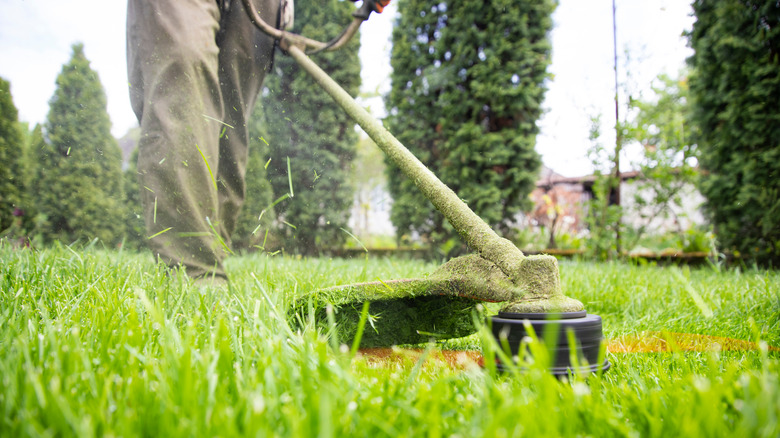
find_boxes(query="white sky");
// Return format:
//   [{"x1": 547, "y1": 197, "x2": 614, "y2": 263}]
[{"x1": 0, "y1": 0, "x2": 693, "y2": 177}]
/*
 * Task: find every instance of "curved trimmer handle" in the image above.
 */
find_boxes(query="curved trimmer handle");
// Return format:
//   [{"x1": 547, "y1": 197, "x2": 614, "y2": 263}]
[{"x1": 241, "y1": 0, "x2": 390, "y2": 54}]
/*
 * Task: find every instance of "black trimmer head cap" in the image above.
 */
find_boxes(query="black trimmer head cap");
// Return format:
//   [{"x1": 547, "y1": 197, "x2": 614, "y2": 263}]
[{"x1": 490, "y1": 312, "x2": 611, "y2": 376}]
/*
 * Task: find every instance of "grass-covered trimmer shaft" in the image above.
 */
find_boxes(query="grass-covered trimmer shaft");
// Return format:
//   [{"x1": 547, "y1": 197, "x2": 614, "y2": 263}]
[{"x1": 284, "y1": 42, "x2": 584, "y2": 345}]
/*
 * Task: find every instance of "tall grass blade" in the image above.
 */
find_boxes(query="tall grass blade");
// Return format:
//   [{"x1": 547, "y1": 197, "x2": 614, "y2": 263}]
[{"x1": 196, "y1": 143, "x2": 218, "y2": 193}]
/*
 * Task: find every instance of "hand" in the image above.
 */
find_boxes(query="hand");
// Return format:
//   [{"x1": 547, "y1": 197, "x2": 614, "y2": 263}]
[
  {"x1": 373, "y1": 0, "x2": 390, "y2": 13},
  {"x1": 349, "y1": 0, "x2": 391, "y2": 14}
]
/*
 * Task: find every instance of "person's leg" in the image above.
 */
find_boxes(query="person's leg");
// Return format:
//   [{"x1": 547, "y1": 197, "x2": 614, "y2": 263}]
[
  {"x1": 214, "y1": 0, "x2": 279, "y2": 242},
  {"x1": 127, "y1": 0, "x2": 228, "y2": 278}
]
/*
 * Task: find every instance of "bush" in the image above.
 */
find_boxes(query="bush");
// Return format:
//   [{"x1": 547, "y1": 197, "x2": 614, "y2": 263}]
[{"x1": 688, "y1": 0, "x2": 780, "y2": 266}]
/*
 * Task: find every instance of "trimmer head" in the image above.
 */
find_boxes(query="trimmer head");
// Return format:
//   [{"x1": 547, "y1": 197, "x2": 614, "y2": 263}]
[
  {"x1": 293, "y1": 254, "x2": 590, "y2": 348},
  {"x1": 293, "y1": 254, "x2": 521, "y2": 347}
]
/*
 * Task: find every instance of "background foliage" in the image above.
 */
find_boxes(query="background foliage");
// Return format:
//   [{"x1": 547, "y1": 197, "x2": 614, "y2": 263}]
[
  {"x1": 626, "y1": 74, "x2": 698, "y2": 240},
  {"x1": 585, "y1": 70, "x2": 706, "y2": 259},
  {"x1": 585, "y1": 114, "x2": 624, "y2": 259},
  {"x1": 688, "y1": 0, "x2": 780, "y2": 266},
  {"x1": 4, "y1": 1, "x2": 779, "y2": 263},
  {"x1": 385, "y1": 0, "x2": 553, "y2": 256}
]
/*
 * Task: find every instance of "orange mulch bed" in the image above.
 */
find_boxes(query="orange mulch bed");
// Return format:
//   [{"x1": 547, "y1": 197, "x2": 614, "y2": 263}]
[
  {"x1": 608, "y1": 331, "x2": 779, "y2": 353},
  {"x1": 357, "y1": 332, "x2": 778, "y2": 368}
]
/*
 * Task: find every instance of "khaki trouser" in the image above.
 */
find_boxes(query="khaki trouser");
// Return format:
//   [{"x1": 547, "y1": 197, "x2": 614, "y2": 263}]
[{"x1": 127, "y1": 0, "x2": 279, "y2": 278}]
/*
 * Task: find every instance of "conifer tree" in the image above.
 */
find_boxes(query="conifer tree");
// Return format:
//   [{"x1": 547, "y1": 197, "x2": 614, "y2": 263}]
[
  {"x1": 688, "y1": 0, "x2": 780, "y2": 265},
  {"x1": 259, "y1": 0, "x2": 361, "y2": 255},
  {"x1": 385, "y1": 0, "x2": 553, "y2": 255},
  {"x1": 35, "y1": 43, "x2": 125, "y2": 245},
  {"x1": 0, "y1": 77, "x2": 24, "y2": 233}
]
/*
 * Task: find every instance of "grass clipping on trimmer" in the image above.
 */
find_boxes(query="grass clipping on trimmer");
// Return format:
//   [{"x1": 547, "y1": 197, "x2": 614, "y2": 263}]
[{"x1": 292, "y1": 255, "x2": 527, "y2": 347}]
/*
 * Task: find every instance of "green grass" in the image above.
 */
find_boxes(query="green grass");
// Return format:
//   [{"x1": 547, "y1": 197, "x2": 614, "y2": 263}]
[{"x1": 1, "y1": 243, "x2": 778, "y2": 437}]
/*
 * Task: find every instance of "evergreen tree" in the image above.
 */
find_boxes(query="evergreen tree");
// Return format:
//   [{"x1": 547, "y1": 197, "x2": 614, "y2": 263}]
[
  {"x1": 232, "y1": 102, "x2": 275, "y2": 251},
  {"x1": 0, "y1": 77, "x2": 24, "y2": 233},
  {"x1": 34, "y1": 43, "x2": 125, "y2": 245},
  {"x1": 688, "y1": 0, "x2": 780, "y2": 265},
  {"x1": 385, "y1": 0, "x2": 552, "y2": 255},
  {"x1": 260, "y1": 0, "x2": 361, "y2": 255}
]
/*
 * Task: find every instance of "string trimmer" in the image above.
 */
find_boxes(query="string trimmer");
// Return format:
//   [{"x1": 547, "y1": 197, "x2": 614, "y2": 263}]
[{"x1": 244, "y1": 0, "x2": 608, "y2": 373}]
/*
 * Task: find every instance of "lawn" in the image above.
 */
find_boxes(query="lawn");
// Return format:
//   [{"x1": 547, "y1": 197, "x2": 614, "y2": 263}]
[{"x1": 1, "y1": 243, "x2": 778, "y2": 436}]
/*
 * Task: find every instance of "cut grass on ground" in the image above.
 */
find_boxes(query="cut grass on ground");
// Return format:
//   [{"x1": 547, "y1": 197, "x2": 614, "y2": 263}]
[{"x1": 1, "y1": 243, "x2": 778, "y2": 437}]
